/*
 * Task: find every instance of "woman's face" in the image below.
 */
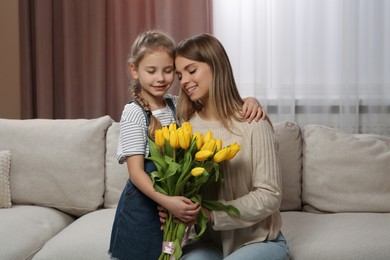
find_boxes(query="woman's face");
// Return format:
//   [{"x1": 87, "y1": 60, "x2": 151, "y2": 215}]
[
  {"x1": 175, "y1": 55, "x2": 213, "y2": 103},
  {"x1": 130, "y1": 49, "x2": 174, "y2": 100}
]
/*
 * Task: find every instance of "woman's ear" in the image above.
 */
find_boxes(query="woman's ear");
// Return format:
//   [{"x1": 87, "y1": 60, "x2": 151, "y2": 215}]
[{"x1": 129, "y1": 63, "x2": 138, "y2": 79}]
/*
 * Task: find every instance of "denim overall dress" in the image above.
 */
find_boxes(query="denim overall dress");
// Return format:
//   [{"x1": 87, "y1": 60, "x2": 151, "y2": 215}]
[{"x1": 109, "y1": 98, "x2": 177, "y2": 260}]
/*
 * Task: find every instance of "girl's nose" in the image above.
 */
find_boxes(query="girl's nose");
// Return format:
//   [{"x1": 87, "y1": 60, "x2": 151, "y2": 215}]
[{"x1": 157, "y1": 71, "x2": 165, "y2": 82}]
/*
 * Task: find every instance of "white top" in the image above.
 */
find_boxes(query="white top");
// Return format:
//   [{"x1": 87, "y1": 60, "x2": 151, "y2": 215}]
[{"x1": 117, "y1": 94, "x2": 178, "y2": 164}]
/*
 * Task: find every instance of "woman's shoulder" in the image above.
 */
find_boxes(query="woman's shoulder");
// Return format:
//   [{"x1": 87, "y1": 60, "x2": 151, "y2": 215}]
[{"x1": 233, "y1": 117, "x2": 274, "y2": 135}]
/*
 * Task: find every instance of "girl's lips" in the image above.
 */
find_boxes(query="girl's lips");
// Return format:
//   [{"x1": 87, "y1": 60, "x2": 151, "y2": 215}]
[{"x1": 154, "y1": 85, "x2": 167, "y2": 91}]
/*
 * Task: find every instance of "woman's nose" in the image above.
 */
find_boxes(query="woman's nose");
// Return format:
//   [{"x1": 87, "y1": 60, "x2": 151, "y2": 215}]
[{"x1": 180, "y1": 74, "x2": 189, "y2": 86}]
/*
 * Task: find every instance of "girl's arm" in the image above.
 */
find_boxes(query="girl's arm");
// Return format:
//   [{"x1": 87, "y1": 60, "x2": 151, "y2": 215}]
[
  {"x1": 242, "y1": 97, "x2": 266, "y2": 123},
  {"x1": 126, "y1": 155, "x2": 200, "y2": 223}
]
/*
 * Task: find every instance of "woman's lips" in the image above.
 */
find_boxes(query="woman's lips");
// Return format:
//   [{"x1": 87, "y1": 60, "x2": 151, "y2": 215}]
[{"x1": 186, "y1": 85, "x2": 197, "y2": 95}]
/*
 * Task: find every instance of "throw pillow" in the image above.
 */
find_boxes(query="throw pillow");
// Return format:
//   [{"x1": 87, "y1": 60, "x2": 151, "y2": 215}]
[
  {"x1": 0, "y1": 150, "x2": 12, "y2": 208},
  {"x1": 302, "y1": 125, "x2": 390, "y2": 213},
  {"x1": 274, "y1": 121, "x2": 303, "y2": 211}
]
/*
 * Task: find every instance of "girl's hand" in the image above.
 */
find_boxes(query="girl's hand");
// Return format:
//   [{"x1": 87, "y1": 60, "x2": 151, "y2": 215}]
[
  {"x1": 242, "y1": 97, "x2": 266, "y2": 123},
  {"x1": 157, "y1": 201, "x2": 199, "y2": 231},
  {"x1": 162, "y1": 196, "x2": 200, "y2": 223},
  {"x1": 158, "y1": 205, "x2": 168, "y2": 230}
]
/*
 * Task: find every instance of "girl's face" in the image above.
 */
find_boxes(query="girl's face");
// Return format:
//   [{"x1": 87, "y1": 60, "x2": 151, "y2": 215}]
[
  {"x1": 175, "y1": 55, "x2": 213, "y2": 103},
  {"x1": 130, "y1": 50, "x2": 174, "y2": 100}
]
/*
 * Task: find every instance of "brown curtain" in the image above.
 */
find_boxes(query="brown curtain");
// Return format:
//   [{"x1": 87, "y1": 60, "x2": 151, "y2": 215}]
[{"x1": 19, "y1": 0, "x2": 212, "y2": 121}]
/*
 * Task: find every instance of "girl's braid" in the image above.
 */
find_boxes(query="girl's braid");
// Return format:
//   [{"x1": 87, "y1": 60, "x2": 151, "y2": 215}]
[{"x1": 132, "y1": 83, "x2": 162, "y2": 139}]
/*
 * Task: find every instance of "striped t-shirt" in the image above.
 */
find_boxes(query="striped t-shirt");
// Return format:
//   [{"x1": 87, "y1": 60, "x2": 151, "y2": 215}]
[{"x1": 117, "y1": 94, "x2": 179, "y2": 164}]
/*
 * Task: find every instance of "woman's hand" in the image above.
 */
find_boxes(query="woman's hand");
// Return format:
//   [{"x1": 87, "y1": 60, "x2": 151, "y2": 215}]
[{"x1": 242, "y1": 97, "x2": 266, "y2": 123}]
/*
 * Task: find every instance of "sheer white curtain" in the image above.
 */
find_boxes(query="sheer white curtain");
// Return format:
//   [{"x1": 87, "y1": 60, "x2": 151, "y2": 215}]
[{"x1": 213, "y1": 0, "x2": 390, "y2": 135}]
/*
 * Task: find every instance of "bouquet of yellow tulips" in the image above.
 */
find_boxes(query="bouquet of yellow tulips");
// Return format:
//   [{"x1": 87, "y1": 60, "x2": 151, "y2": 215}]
[{"x1": 147, "y1": 122, "x2": 241, "y2": 260}]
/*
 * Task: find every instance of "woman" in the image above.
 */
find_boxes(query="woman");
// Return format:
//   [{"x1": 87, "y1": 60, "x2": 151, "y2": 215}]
[{"x1": 174, "y1": 33, "x2": 290, "y2": 260}]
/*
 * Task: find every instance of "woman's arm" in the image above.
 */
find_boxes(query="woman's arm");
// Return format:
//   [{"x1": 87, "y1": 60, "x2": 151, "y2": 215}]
[{"x1": 209, "y1": 120, "x2": 282, "y2": 230}]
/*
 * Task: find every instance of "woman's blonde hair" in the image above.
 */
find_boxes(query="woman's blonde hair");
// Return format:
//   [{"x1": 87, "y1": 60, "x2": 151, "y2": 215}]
[
  {"x1": 176, "y1": 33, "x2": 244, "y2": 131},
  {"x1": 128, "y1": 30, "x2": 176, "y2": 138}
]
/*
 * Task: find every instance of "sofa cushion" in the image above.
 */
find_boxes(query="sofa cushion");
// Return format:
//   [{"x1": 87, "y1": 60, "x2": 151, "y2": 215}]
[
  {"x1": 274, "y1": 121, "x2": 303, "y2": 211},
  {"x1": 104, "y1": 122, "x2": 129, "y2": 208},
  {"x1": 0, "y1": 150, "x2": 12, "y2": 208},
  {"x1": 0, "y1": 116, "x2": 113, "y2": 216},
  {"x1": 33, "y1": 208, "x2": 116, "y2": 260},
  {"x1": 302, "y1": 125, "x2": 390, "y2": 213},
  {"x1": 0, "y1": 205, "x2": 74, "y2": 260},
  {"x1": 281, "y1": 211, "x2": 390, "y2": 260}
]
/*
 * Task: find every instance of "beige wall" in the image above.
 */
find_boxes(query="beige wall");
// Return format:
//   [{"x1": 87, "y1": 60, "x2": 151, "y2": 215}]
[{"x1": 0, "y1": 0, "x2": 21, "y2": 119}]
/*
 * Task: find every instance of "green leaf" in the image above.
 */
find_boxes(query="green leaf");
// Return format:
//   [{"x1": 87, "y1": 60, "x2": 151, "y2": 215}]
[
  {"x1": 148, "y1": 138, "x2": 161, "y2": 157},
  {"x1": 166, "y1": 161, "x2": 181, "y2": 194},
  {"x1": 147, "y1": 156, "x2": 168, "y2": 172},
  {"x1": 173, "y1": 238, "x2": 182, "y2": 260},
  {"x1": 166, "y1": 161, "x2": 181, "y2": 179},
  {"x1": 202, "y1": 200, "x2": 240, "y2": 217},
  {"x1": 150, "y1": 170, "x2": 161, "y2": 182},
  {"x1": 154, "y1": 184, "x2": 168, "y2": 195},
  {"x1": 180, "y1": 151, "x2": 193, "y2": 175},
  {"x1": 202, "y1": 160, "x2": 214, "y2": 173},
  {"x1": 174, "y1": 152, "x2": 194, "y2": 195},
  {"x1": 190, "y1": 194, "x2": 201, "y2": 203},
  {"x1": 176, "y1": 222, "x2": 187, "y2": 241},
  {"x1": 191, "y1": 170, "x2": 210, "y2": 192},
  {"x1": 213, "y1": 163, "x2": 220, "y2": 182},
  {"x1": 164, "y1": 139, "x2": 173, "y2": 157},
  {"x1": 189, "y1": 139, "x2": 199, "y2": 155},
  {"x1": 193, "y1": 209, "x2": 208, "y2": 239},
  {"x1": 163, "y1": 155, "x2": 174, "y2": 164}
]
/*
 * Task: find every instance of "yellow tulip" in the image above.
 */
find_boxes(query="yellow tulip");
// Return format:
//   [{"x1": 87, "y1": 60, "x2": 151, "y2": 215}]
[
  {"x1": 215, "y1": 139, "x2": 222, "y2": 152},
  {"x1": 154, "y1": 129, "x2": 164, "y2": 148},
  {"x1": 226, "y1": 142, "x2": 241, "y2": 160},
  {"x1": 169, "y1": 123, "x2": 177, "y2": 132},
  {"x1": 203, "y1": 130, "x2": 213, "y2": 143},
  {"x1": 191, "y1": 167, "x2": 205, "y2": 177},
  {"x1": 193, "y1": 132, "x2": 203, "y2": 150},
  {"x1": 162, "y1": 126, "x2": 170, "y2": 141},
  {"x1": 201, "y1": 139, "x2": 216, "y2": 152},
  {"x1": 181, "y1": 122, "x2": 193, "y2": 134},
  {"x1": 195, "y1": 150, "x2": 213, "y2": 161},
  {"x1": 169, "y1": 130, "x2": 180, "y2": 149},
  {"x1": 213, "y1": 147, "x2": 230, "y2": 163},
  {"x1": 177, "y1": 128, "x2": 191, "y2": 150}
]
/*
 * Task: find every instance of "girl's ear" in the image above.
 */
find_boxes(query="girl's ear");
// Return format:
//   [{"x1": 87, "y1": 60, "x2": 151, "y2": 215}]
[{"x1": 129, "y1": 63, "x2": 139, "y2": 79}]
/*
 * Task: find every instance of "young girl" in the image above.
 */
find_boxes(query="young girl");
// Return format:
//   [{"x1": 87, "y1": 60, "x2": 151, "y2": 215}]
[
  {"x1": 174, "y1": 33, "x2": 290, "y2": 259},
  {"x1": 109, "y1": 30, "x2": 264, "y2": 260}
]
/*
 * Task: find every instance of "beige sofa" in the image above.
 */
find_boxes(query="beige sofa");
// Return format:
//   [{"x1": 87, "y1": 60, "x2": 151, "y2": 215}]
[{"x1": 0, "y1": 116, "x2": 389, "y2": 260}]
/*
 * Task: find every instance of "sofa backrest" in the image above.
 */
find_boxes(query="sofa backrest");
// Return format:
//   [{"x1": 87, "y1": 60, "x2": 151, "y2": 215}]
[
  {"x1": 104, "y1": 122, "x2": 128, "y2": 208},
  {"x1": 301, "y1": 125, "x2": 390, "y2": 213},
  {"x1": 104, "y1": 121, "x2": 305, "y2": 212},
  {"x1": 0, "y1": 116, "x2": 113, "y2": 217}
]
